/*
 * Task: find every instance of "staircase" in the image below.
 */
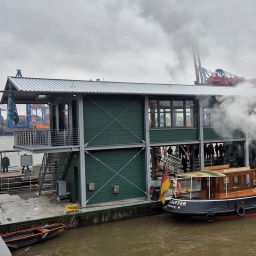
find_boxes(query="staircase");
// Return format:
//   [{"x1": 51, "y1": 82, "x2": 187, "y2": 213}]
[{"x1": 38, "y1": 152, "x2": 71, "y2": 194}]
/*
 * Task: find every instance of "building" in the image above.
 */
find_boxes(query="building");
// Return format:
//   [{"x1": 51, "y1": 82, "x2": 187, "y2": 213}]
[{"x1": 1, "y1": 76, "x2": 255, "y2": 207}]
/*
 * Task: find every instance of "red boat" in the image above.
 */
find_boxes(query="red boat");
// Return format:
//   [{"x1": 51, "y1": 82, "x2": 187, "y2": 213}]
[{"x1": 1, "y1": 223, "x2": 66, "y2": 250}]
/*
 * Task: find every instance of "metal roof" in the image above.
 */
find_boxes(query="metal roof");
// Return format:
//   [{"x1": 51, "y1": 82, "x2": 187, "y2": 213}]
[{"x1": 1, "y1": 76, "x2": 256, "y2": 104}]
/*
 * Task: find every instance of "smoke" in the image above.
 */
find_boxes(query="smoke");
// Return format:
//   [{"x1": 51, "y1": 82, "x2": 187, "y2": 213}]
[{"x1": 210, "y1": 82, "x2": 256, "y2": 140}]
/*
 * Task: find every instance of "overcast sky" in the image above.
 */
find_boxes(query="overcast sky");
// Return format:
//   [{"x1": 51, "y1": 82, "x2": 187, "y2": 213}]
[{"x1": 1, "y1": 0, "x2": 256, "y2": 91}]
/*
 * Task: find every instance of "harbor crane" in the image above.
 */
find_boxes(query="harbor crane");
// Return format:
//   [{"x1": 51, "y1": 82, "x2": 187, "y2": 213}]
[{"x1": 193, "y1": 44, "x2": 248, "y2": 86}]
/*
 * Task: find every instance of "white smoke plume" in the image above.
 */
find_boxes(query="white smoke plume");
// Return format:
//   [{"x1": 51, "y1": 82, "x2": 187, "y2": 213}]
[{"x1": 210, "y1": 83, "x2": 256, "y2": 140}]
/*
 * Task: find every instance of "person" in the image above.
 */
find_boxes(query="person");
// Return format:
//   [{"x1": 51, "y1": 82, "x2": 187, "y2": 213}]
[
  {"x1": 2, "y1": 155, "x2": 10, "y2": 173},
  {"x1": 22, "y1": 165, "x2": 30, "y2": 174},
  {"x1": 215, "y1": 143, "x2": 219, "y2": 158},
  {"x1": 219, "y1": 144, "x2": 224, "y2": 157},
  {"x1": 209, "y1": 143, "x2": 214, "y2": 160},
  {"x1": 167, "y1": 146, "x2": 173, "y2": 159},
  {"x1": 181, "y1": 155, "x2": 189, "y2": 173},
  {"x1": 21, "y1": 154, "x2": 30, "y2": 174}
]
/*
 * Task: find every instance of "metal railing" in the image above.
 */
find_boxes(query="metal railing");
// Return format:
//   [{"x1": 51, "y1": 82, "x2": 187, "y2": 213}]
[
  {"x1": 14, "y1": 129, "x2": 79, "y2": 148},
  {"x1": 0, "y1": 175, "x2": 39, "y2": 192}
]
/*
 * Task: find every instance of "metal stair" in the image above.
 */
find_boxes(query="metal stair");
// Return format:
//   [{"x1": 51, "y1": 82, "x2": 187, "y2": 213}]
[{"x1": 38, "y1": 152, "x2": 71, "y2": 194}]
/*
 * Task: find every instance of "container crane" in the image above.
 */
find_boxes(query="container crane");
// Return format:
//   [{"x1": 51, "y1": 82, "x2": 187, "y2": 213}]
[
  {"x1": 193, "y1": 43, "x2": 248, "y2": 86},
  {"x1": 0, "y1": 104, "x2": 7, "y2": 128}
]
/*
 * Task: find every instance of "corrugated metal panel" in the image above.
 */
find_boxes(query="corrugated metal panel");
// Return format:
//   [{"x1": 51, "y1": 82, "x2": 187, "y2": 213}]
[
  {"x1": 85, "y1": 149, "x2": 146, "y2": 205},
  {"x1": 84, "y1": 95, "x2": 144, "y2": 146},
  {"x1": 7, "y1": 76, "x2": 256, "y2": 96},
  {"x1": 150, "y1": 128, "x2": 198, "y2": 144},
  {"x1": 203, "y1": 128, "x2": 245, "y2": 140}
]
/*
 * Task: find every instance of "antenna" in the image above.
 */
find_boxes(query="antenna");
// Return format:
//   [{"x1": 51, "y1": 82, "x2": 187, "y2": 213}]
[{"x1": 16, "y1": 69, "x2": 22, "y2": 77}]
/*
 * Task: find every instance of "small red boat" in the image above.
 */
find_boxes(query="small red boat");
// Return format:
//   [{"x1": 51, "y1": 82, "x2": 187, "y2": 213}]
[{"x1": 1, "y1": 223, "x2": 66, "y2": 250}]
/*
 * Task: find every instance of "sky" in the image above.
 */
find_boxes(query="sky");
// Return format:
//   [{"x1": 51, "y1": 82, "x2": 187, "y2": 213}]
[
  {"x1": 1, "y1": 0, "x2": 256, "y2": 89},
  {"x1": 1, "y1": 0, "x2": 256, "y2": 133}
]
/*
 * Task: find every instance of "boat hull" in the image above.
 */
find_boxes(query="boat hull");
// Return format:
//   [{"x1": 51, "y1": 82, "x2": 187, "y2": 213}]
[
  {"x1": 1, "y1": 223, "x2": 66, "y2": 249},
  {"x1": 163, "y1": 195, "x2": 256, "y2": 221}
]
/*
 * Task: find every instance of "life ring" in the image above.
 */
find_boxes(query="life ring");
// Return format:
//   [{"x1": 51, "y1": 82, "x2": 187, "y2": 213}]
[
  {"x1": 206, "y1": 212, "x2": 215, "y2": 222},
  {"x1": 176, "y1": 182, "x2": 182, "y2": 195},
  {"x1": 236, "y1": 205, "x2": 245, "y2": 217}
]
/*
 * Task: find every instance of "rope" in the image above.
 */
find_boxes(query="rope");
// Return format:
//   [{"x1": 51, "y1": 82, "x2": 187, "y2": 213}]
[
  {"x1": 65, "y1": 213, "x2": 75, "y2": 229},
  {"x1": 85, "y1": 148, "x2": 147, "y2": 203}
]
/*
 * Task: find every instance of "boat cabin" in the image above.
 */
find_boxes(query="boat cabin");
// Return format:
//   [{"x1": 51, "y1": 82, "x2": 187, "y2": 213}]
[{"x1": 201, "y1": 166, "x2": 255, "y2": 199}]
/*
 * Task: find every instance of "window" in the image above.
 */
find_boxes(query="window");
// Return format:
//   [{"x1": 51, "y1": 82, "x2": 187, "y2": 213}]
[
  {"x1": 148, "y1": 100, "x2": 157, "y2": 128},
  {"x1": 232, "y1": 176, "x2": 240, "y2": 189},
  {"x1": 148, "y1": 99, "x2": 195, "y2": 128},
  {"x1": 186, "y1": 101, "x2": 194, "y2": 127},
  {"x1": 59, "y1": 103, "x2": 69, "y2": 130},
  {"x1": 203, "y1": 108, "x2": 211, "y2": 127}
]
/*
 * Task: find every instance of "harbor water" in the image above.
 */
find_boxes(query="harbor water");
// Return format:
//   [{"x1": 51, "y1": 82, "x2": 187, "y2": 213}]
[
  {"x1": 1, "y1": 136, "x2": 256, "y2": 256},
  {"x1": 11, "y1": 214, "x2": 256, "y2": 256}
]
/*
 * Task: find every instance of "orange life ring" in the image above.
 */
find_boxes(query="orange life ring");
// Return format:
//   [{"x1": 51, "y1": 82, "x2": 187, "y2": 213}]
[{"x1": 176, "y1": 182, "x2": 182, "y2": 195}]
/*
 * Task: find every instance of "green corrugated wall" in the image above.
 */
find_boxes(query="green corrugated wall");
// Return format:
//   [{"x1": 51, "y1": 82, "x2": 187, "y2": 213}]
[
  {"x1": 150, "y1": 128, "x2": 198, "y2": 144},
  {"x1": 203, "y1": 128, "x2": 245, "y2": 141},
  {"x1": 85, "y1": 149, "x2": 146, "y2": 205},
  {"x1": 84, "y1": 95, "x2": 144, "y2": 146}
]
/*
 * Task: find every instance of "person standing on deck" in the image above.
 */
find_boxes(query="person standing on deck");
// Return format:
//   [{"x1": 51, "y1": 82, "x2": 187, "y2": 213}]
[
  {"x1": 181, "y1": 155, "x2": 189, "y2": 173},
  {"x1": 2, "y1": 155, "x2": 10, "y2": 172}
]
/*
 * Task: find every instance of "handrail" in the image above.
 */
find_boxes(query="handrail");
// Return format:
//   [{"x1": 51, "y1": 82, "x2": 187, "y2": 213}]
[
  {"x1": 0, "y1": 175, "x2": 38, "y2": 192},
  {"x1": 13, "y1": 129, "x2": 79, "y2": 148}
]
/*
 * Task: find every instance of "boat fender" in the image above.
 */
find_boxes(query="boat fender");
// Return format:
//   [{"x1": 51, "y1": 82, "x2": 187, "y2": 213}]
[
  {"x1": 41, "y1": 232, "x2": 49, "y2": 240},
  {"x1": 236, "y1": 205, "x2": 245, "y2": 217},
  {"x1": 206, "y1": 212, "x2": 215, "y2": 222},
  {"x1": 176, "y1": 182, "x2": 182, "y2": 195}
]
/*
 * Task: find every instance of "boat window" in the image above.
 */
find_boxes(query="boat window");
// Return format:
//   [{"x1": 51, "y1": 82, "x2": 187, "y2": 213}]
[
  {"x1": 215, "y1": 178, "x2": 219, "y2": 192},
  {"x1": 232, "y1": 176, "x2": 240, "y2": 189},
  {"x1": 242, "y1": 174, "x2": 251, "y2": 187},
  {"x1": 223, "y1": 177, "x2": 230, "y2": 190}
]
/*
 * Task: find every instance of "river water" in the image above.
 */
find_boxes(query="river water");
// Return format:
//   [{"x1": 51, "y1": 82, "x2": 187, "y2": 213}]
[{"x1": 2, "y1": 136, "x2": 256, "y2": 256}]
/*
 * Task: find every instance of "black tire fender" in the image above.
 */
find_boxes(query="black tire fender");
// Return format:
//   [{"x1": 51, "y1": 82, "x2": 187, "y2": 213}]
[
  {"x1": 206, "y1": 212, "x2": 215, "y2": 222},
  {"x1": 236, "y1": 205, "x2": 245, "y2": 217}
]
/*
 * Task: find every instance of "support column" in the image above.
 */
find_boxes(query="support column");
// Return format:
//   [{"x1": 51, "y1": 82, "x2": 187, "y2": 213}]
[
  {"x1": 245, "y1": 133, "x2": 249, "y2": 167},
  {"x1": 144, "y1": 96, "x2": 151, "y2": 200},
  {"x1": 199, "y1": 97, "x2": 205, "y2": 170},
  {"x1": 78, "y1": 95, "x2": 87, "y2": 207}
]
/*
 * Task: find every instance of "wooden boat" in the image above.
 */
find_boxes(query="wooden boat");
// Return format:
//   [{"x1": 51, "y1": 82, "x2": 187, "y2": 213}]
[
  {"x1": 0, "y1": 223, "x2": 66, "y2": 250},
  {"x1": 163, "y1": 165, "x2": 256, "y2": 221}
]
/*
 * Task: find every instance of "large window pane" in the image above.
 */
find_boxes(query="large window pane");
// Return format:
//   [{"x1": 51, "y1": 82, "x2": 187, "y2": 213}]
[
  {"x1": 149, "y1": 112, "x2": 157, "y2": 128},
  {"x1": 186, "y1": 109, "x2": 193, "y2": 127},
  {"x1": 148, "y1": 100, "x2": 157, "y2": 128},
  {"x1": 159, "y1": 101, "x2": 171, "y2": 107},
  {"x1": 173, "y1": 101, "x2": 183, "y2": 107},
  {"x1": 160, "y1": 109, "x2": 171, "y2": 127},
  {"x1": 173, "y1": 109, "x2": 184, "y2": 126},
  {"x1": 203, "y1": 108, "x2": 210, "y2": 127}
]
